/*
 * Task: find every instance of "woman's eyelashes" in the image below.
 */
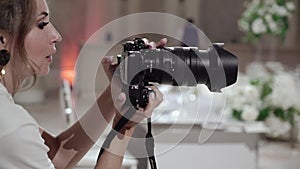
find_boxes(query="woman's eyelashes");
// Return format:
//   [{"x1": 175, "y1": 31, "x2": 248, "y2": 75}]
[{"x1": 38, "y1": 22, "x2": 50, "y2": 29}]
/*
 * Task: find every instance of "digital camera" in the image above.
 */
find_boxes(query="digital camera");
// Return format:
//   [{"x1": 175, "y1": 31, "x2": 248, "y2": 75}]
[{"x1": 117, "y1": 38, "x2": 238, "y2": 109}]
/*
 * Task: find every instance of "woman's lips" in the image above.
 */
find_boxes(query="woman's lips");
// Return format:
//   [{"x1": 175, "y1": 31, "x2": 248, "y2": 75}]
[{"x1": 46, "y1": 55, "x2": 53, "y2": 63}]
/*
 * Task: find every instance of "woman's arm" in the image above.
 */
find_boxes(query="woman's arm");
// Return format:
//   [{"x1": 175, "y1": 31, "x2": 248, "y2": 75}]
[
  {"x1": 94, "y1": 127, "x2": 135, "y2": 169},
  {"x1": 42, "y1": 38, "x2": 166, "y2": 169},
  {"x1": 93, "y1": 85, "x2": 163, "y2": 169},
  {"x1": 41, "y1": 85, "x2": 116, "y2": 169}
]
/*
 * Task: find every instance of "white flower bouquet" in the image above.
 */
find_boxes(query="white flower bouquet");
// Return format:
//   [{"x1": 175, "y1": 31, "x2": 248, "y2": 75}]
[
  {"x1": 225, "y1": 62, "x2": 300, "y2": 138},
  {"x1": 238, "y1": 0, "x2": 295, "y2": 42}
]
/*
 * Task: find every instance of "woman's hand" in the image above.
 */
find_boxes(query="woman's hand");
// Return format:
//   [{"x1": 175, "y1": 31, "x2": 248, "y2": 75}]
[
  {"x1": 101, "y1": 38, "x2": 167, "y2": 132},
  {"x1": 143, "y1": 37, "x2": 168, "y2": 49},
  {"x1": 113, "y1": 85, "x2": 163, "y2": 132},
  {"x1": 101, "y1": 55, "x2": 118, "y2": 82},
  {"x1": 101, "y1": 38, "x2": 168, "y2": 82}
]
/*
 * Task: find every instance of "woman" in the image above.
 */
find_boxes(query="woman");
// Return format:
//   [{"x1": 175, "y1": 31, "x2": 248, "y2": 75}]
[{"x1": 0, "y1": 0, "x2": 164, "y2": 168}]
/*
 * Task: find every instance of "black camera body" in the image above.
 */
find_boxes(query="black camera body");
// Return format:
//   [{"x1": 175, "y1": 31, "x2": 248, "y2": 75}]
[{"x1": 117, "y1": 38, "x2": 238, "y2": 109}]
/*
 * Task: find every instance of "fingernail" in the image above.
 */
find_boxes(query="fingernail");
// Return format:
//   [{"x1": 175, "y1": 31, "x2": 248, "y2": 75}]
[
  {"x1": 105, "y1": 56, "x2": 114, "y2": 62},
  {"x1": 142, "y1": 38, "x2": 149, "y2": 44},
  {"x1": 149, "y1": 92, "x2": 155, "y2": 100},
  {"x1": 162, "y1": 38, "x2": 167, "y2": 43},
  {"x1": 149, "y1": 42, "x2": 156, "y2": 49},
  {"x1": 118, "y1": 93, "x2": 126, "y2": 101}
]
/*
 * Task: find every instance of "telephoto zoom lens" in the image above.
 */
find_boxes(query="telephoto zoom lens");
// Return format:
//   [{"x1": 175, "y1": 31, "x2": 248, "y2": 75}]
[{"x1": 120, "y1": 43, "x2": 238, "y2": 92}]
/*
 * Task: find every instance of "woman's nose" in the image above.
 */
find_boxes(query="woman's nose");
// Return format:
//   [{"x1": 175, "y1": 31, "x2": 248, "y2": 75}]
[{"x1": 50, "y1": 25, "x2": 62, "y2": 44}]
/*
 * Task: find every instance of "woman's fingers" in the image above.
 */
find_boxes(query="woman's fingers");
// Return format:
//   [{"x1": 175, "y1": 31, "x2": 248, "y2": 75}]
[
  {"x1": 113, "y1": 89, "x2": 161, "y2": 122},
  {"x1": 132, "y1": 86, "x2": 163, "y2": 119},
  {"x1": 142, "y1": 38, "x2": 168, "y2": 49},
  {"x1": 146, "y1": 87, "x2": 163, "y2": 117},
  {"x1": 112, "y1": 86, "x2": 164, "y2": 132},
  {"x1": 101, "y1": 56, "x2": 118, "y2": 82},
  {"x1": 149, "y1": 86, "x2": 163, "y2": 106},
  {"x1": 102, "y1": 37, "x2": 168, "y2": 80},
  {"x1": 156, "y1": 38, "x2": 168, "y2": 48},
  {"x1": 148, "y1": 41, "x2": 156, "y2": 49},
  {"x1": 142, "y1": 38, "x2": 149, "y2": 44},
  {"x1": 114, "y1": 92, "x2": 127, "y2": 112},
  {"x1": 101, "y1": 56, "x2": 113, "y2": 71}
]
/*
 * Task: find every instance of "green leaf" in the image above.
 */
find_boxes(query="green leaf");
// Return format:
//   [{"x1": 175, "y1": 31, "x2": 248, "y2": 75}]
[
  {"x1": 250, "y1": 79, "x2": 260, "y2": 86},
  {"x1": 232, "y1": 109, "x2": 242, "y2": 121},
  {"x1": 287, "y1": 107, "x2": 296, "y2": 113},
  {"x1": 261, "y1": 82, "x2": 272, "y2": 100},
  {"x1": 273, "y1": 108, "x2": 286, "y2": 120},
  {"x1": 257, "y1": 107, "x2": 270, "y2": 121},
  {"x1": 276, "y1": 0, "x2": 285, "y2": 6}
]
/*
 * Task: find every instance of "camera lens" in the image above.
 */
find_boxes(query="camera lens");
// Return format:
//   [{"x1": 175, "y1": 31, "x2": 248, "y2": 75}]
[{"x1": 123, "y1": 44, "x2": 238, "y2": 92}]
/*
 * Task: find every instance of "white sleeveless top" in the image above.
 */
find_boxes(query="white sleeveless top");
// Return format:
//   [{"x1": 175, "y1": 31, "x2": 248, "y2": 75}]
[{"x1": 0, "y1": 83, "x2": 55, "y2": 169}]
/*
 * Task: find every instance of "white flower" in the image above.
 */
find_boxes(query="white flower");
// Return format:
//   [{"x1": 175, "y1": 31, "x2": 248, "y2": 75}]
[
  {"x1": 246, "y1": 62, "x2": 270, "y2": 82},
  {"x1": 244, "y1": 1, "x2": 260, "y2": 18},
  {"x1": 257, "y1": 6, "x2": 267, "y2": 16},
  {"x1": 271, "y1": 4, "x2": 288, "y2": 16},
  {"x1": 252, "y1": 18, "x2": 267, "y2": 34},
  {"x1": 239, "y1": 0, "x2": 294, "y2": 41},
  {"x1": 267, "y1": 72, "x2": 298, "y2": 109},
  {"x1": 264, "y1": 14, "x2": 273, "y2": 23},
  {"x1": 241, "y1": 105, "x2": 259, "y2": 121},
  {"x1": 286, "y1": 2, "x2": 295, "y2": 11},
  {"x1": 265, "y1": 115, "x2": 291, "y2": 137},
  {"x1": 229, "y1": 60, "x2": 300, "y2": 138},
  {"x1": 266, "y1": 61, "x2": 285, "y2": 73},
  {"x1": 265, "y1": 0, "x2": 275, "y2": 6},
  {"x1": 268, "y1": 22, "x2": 280, "y2": 34},
  {"x1": 264, "y1": 15, "x2": 280, "y2": 34},
  {"x1": 232, "y1": 97, "x2": 248, "y2": 110},
  {"x1": 243, "y1": 84, "x2": 260, "y2": 104},
  {"x1": 226, "y1": 86, "x2": 247, "y2": 110}
]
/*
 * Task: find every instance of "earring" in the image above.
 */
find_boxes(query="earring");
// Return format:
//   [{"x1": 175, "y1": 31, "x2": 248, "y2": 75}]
[
  {"x1": 0, "y1": 49, "x2": 10, "y2": 78},
  {"x1": 0, "y1": 49, "x2": 10, "y2": 66},
  {"x1": 0, "y1": 67, "x2": 6, "y2": 77}
]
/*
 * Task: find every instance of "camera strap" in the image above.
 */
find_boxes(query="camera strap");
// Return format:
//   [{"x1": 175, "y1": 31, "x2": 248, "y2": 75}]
[
  {"x1": 146, "y1": 117, "x2": 157, "y2": 169},
  {"x1": 97, "y1": 109, "x2": 158, "y2": 169},
  {"x1": 97, "y1": 107, "x2": 136, "y2": 162}
]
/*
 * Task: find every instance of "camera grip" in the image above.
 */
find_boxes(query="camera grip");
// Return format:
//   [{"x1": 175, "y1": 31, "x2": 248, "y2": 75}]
[{"x1": 124, "y1": 84, "x2": 153, "y2": 109}]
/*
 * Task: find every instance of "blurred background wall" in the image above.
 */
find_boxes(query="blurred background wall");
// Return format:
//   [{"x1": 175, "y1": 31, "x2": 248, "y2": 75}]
[{"x1": 42, "y1": 0, "x2": 300, "y2": 94}]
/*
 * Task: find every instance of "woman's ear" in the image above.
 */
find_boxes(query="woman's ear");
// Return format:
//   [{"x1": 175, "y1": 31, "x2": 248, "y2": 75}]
[
  {"x1": 0, "y1": 37, "x2": 4, "y2": 44},
  {"x1": 0, "y1": 34, "x2": 8, "y2": 49},
  {"x1": 0, "y1": 34, "x2": 11, "y2": 66}
]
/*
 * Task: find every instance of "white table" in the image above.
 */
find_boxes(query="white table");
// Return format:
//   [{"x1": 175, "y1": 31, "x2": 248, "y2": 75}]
[{"x1": 145, "y1": 122, "x2": 261, "y2": 169}]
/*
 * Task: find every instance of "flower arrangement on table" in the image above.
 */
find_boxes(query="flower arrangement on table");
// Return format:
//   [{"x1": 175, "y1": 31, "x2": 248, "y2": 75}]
[
  {"x1": 238, "y1": 0, "x2": 296, "y2": 42},
  {"x1": 225, "y1": 62, "x2": 300, "y2": 139}
]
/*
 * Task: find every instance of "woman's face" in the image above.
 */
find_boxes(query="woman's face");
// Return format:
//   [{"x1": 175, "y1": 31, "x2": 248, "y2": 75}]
[{"x1": 24, "y1": 0, "x2": 62, "y2": 76}]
